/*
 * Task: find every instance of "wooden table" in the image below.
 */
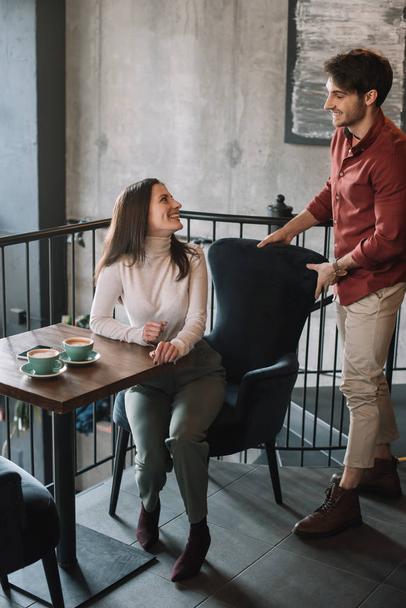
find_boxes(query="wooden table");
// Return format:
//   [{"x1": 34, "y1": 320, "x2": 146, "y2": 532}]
[{"x1": 0, "y1": 323, "x2": 159, "y2": 607}]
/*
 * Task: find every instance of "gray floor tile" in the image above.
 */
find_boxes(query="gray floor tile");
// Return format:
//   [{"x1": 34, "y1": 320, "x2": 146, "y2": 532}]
[
  {"x1": 76, "y1": 480, "x2": 179, "y2": 544},
  {"x1": 86, "y1": 570, "x2": 206, "y2": 608},
  {"x1": 0, "y1": 593, "x2": 30, "y2": 608},
  {"x1": 199, "y1": 546, "x2": 375, "y2": 608},
  {"x1": 359, "y1": 462, "x2": 406, "y2": 525},
  {"x1": 381, "y1": 558, "x2": 406, "y2": 593},
  {"x1": 207, "y1": 460, "x2": 258, "y2": 495},
  {"x1": 207, "y1": 464, "x2": 334, "y2": 545},
  {"x1": 280, "y1": 515, "x2": 406, "y2": 583},
  {"x1": 360, "y1": 493, "x2": 406, "y2": 529},
  {"x1": 359, "y1": 584, "x2": 406, "y2": 608},
  {"x1": 146, "y1": 513, "x2": 270, "y2": 596},
  {"x1": 29, "y1": 570, "x2": 205, "y2": 608},
  {"x1": 0, "y1": 589, "x2": 36, "y2": 608}
]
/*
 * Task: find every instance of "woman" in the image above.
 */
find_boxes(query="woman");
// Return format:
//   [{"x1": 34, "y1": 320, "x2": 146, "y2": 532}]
[{"x1": 90, "y1": 178, "x2": 225, "y2": 581}]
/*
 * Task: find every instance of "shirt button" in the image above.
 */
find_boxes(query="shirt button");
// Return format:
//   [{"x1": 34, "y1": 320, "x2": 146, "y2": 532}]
[
  {"x1": 333, "y1": 220, "x2": 337, "y2": 224},
  {"x1": 335, "y1": 193, "x2": 339, "y2": 200},
  {"x1": 339, "y1": 171, "x2": 344, "y2": 177}
]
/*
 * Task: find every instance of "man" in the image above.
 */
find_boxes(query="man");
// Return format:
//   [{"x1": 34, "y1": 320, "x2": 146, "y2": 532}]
[{"x1": 258, "y1": 48, "x2": 406, "y2": 537}]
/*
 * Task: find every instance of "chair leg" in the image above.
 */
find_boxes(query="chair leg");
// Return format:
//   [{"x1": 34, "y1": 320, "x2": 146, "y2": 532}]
[
  {"x1": 265, "y1": 442, "x2": 283, "y2": 504},
  {"x1": 42, "y1": 550, "x2": 65, "y2": 608},
  {"x1": 0, "y1": 574, "x2": 10, "y2": 595},
  {"x1": 109, "y1": 426, "x2": 130, "y2": 516}
]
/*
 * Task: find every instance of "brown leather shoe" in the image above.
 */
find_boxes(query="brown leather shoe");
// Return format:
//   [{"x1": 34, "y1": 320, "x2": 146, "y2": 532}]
[
  {"x1": 358, "y1": 457, "x2": 402, "y2": 498},
  {"x1": 293, "y1": 474, "x2": 363, "y2": 538},
  {"x1": 136, "y1": 500, "x2": 160, "y2": 551}
]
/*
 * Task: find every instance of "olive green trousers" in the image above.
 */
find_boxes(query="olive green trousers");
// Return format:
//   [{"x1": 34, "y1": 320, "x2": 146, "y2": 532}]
[{"x1": 125, "y1": 339, "x2": 225, "y2": 523}]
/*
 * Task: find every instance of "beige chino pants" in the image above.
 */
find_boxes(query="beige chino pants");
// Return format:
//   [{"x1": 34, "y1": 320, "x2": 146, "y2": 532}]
[{"x1": 336, "y1": 282, "x2": 406, "y2": 469}]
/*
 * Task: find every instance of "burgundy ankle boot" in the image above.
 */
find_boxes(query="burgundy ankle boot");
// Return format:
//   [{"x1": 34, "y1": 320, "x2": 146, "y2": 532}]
[
  {"x1": 136, "y1": 500, "x2": 160, "y2": 551},
  {"x1": 171, "y1": 519, "x2": 211, "y2": 582}
]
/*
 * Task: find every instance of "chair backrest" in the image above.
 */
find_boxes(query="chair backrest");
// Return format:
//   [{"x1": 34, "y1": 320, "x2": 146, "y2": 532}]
[
  {"x1": 0, "y1": 456, "x2": 60, "y2": 574},
  {"x1": 0, "y1": 470, "x2": 25, "y2": 574},
  {"x1": 206, "y1": 238, "x2": 327, "y2": 382}
]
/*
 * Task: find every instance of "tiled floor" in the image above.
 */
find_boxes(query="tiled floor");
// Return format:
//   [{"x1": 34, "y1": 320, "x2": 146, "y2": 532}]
[{"x1": 2, "y1": 461, "x2": 406, "y2": 608}]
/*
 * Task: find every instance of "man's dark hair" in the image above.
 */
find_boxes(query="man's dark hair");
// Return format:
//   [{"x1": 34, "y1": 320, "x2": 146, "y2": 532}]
[{"x1": 324, "y1": 48, "x2": 393, "y2": 107}]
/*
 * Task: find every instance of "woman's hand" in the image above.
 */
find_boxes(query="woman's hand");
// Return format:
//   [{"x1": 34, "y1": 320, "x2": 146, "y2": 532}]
[
  {"x1": 149, "y1": 341, "x2": 179, "y2": 365},
  {"x1": 142, "y1": 321, "x2": 167, "y2": 344}
]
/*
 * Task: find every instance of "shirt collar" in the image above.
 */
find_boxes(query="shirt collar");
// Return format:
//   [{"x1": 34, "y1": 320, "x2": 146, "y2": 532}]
[{"x1": 343, "y1": 108, "x2": 385, "y2": 154}]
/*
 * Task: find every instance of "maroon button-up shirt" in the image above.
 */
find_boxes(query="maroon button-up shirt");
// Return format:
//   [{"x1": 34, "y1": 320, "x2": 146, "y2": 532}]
[{"x1": 306, "y1": 109, "x2": 406, "y2": 305}]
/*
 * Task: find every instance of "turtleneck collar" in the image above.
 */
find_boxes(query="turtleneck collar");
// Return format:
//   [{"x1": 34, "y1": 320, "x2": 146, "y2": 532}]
[{"x1": 145, "y1": 235, "x2": 171, "y2": 257}]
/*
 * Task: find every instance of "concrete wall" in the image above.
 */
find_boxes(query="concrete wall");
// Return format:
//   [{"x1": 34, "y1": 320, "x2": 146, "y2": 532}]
[
  {"x1": 66, "y1": 0, "x2": 330, "y2": 224},
  {"x1": 0, "y1": 0, "x2": 66, "y2": 337},
  {"x1": 0, "y1": 0, "x2": 38, "y2": 234},
  {"x1": 0, "y1": 0, "x2": 41, "y2": 337}
]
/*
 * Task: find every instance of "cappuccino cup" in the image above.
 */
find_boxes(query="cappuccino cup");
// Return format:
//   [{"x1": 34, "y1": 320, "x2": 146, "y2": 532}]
[
  {"x1": 63, "y1": 337, "x2": 94, "y2": 361},
  {"x1": 27, "y1": 348, "x2": 61, "y2": 374}
]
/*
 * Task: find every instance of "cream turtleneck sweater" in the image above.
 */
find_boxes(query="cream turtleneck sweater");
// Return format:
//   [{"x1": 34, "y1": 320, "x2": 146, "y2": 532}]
[{"x1": 90, "y1": 236, "x2": 207, "y2": 358}]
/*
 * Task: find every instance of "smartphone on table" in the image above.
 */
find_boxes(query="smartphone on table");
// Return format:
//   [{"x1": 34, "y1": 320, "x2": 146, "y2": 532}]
[{"x1": 17, "y1": 345, "x2": 53, "y2": 360}]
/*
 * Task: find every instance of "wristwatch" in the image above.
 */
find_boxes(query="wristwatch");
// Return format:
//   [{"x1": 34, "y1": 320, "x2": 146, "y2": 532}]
[{"x1": 332, "y1": 259, "x2": 348, "y2": 278}]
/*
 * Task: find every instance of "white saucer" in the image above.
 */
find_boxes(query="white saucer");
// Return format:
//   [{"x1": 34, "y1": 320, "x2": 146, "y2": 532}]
[
  {"x1": 20, "y1": 360, "x2": 67, "y2": 379},
  {"x1": 59, "y1": 350, "x2": 101, "y2": 365}
]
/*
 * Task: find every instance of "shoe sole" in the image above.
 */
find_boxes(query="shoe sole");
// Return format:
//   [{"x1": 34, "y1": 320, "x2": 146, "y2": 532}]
[{"x1": 293, "y1": 517, "x2": 363, "y2": 539}]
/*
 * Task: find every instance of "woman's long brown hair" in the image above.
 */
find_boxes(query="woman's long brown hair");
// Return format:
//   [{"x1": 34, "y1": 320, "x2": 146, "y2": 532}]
[{"x1": 95, "y1": 178, "x2": 197, "y2": 282}]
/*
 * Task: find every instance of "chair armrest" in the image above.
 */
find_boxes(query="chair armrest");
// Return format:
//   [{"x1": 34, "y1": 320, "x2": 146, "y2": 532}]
[
  {"x1": 0, "y1": 470, "x2": 25, "y2": 574},
  {"x1": 241, "y1": 353, "x2": 299, "y2": 386},
  {"x1": 235, "y1": 353, "x2": 299, "y2": 445}
]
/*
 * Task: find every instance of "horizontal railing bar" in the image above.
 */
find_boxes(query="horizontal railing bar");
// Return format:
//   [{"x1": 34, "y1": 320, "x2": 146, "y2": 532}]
[
  {"x1": 181, "y1": 210, "x2": 333, "y2": 228},
  {"x1": 0, "y1": 218, "x2": 111, "y2": 246},
  {"x1": 75, "y1": 454, "x2": 115, "y2": 477},
  {"x1": 277, "y1": 445, "x2": 346, "y2": 451},
  {"x1": 0, "y1": 212, "x2": 333, "y2": 247}
]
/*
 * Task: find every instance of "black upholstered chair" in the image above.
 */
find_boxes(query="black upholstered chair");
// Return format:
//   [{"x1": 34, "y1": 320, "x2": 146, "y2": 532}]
[
  {"x1": 108, "y1": 238, "x2": 327, "y2": 515},
  {"x1": 0, "y1": 456, "x2": 65, "y2": 608}
]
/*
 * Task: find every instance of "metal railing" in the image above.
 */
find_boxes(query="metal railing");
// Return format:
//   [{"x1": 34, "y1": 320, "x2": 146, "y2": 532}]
[{"x1": 0, "y1": 211, "x2": 404, "y2": 485}]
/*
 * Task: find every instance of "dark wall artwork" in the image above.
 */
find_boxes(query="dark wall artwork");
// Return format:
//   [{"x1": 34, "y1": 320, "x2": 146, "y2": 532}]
[{"x1": 285, "y1": 0, "x2": 406, "y2": 145}]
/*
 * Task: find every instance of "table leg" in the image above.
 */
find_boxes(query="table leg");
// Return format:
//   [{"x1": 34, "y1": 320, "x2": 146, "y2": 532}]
[{"x1": 52, "y1": 410, "x2": 77, "y2": 567}]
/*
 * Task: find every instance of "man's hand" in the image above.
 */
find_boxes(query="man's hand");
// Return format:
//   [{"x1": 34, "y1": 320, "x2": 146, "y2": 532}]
[
  {"x1": 257, "y1": 210, "x2": 319, "y2": 248},
  {"x1": 149, "y1": 341, "x2": 179, "y2": 365},
  {"x1": 257, "y1": 228, "x2": 292, "y2": 248},
  {"x1": 306, "y1": 262, "x2": 338, "y2": 299},
  {"x1": 142, "y1": 320, "x2": 167, "y2": 344}
]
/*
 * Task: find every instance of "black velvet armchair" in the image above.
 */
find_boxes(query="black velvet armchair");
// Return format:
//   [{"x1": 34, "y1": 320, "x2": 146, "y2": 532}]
[
  {"x1": 108, "y1": 238, "x2": 327, "y2": 515},
  {"x1": 0, "y1": 456, "x2": 64, "y2": 608}
]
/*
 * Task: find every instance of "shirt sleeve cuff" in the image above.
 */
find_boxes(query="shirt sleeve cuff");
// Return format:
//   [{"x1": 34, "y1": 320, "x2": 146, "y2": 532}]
[
  {"x1": 170, "y1": 338, "x2": 188, "y2": 358},
  {"x1": 351, "y1": 241, "x2": 378, "y2": 270},
  {"x1": 128, "y1": 326, "x2": 149, "y2": 346}
]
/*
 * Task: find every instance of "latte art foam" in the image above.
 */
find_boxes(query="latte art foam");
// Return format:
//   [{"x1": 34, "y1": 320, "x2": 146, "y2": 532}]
[
  {"x1": 64, "y1": 338, "x2": 92, "y2": 347},
  {"x1": 28, "y1": 349, "x2": 59, "y2": 358}
]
